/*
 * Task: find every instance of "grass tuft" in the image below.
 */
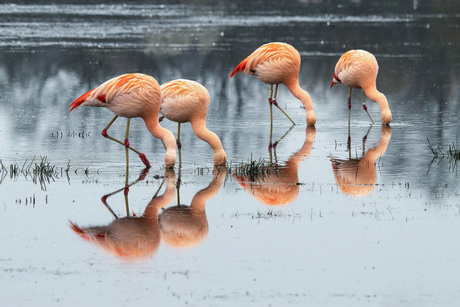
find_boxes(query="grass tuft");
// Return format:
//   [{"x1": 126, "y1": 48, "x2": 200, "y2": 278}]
[
  {"x1": 427, "y1": 137, "x2": 460, "y2": 171},
  {"x1": 0, "y1": 157, "x2": 90, "y2": 191},
  {"x1": 226, "y1": 154, "x2": 277, "y2": 182}
]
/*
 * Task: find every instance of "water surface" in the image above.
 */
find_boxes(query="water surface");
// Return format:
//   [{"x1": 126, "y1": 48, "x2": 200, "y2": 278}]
[{"x1": 1, "y1": 1, "x2": 460, "y2": 306}]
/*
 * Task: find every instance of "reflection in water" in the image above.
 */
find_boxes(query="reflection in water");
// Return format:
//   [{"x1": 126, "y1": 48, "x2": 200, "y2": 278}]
[
  {"x1": 159, "y1": 167, "x2": 226, "y2": 248},
  {"x1": 331, "y1": 126, "x2": 392, "y2": 196},
  {"x1": 69, "y1": 168, "x2": 176, "y2": 261},
  {"x1": 234, "y1": 126, "x2": 316, "y2": 206}
]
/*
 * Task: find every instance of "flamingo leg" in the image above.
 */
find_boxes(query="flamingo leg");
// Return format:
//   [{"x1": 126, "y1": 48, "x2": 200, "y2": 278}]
[
  {"x1": 176, "y1": 168, "x2": 181, "y2": 206},
  {"x1": 124, "y1": 118, "x2": 131, "y2": 187},
  {"x1": 272, "y1": 84, "x2": 296, "y2": 125},
  {"x1": 348, "y1": 88, "x2": 352, "y2": 150},
  {"x1": 362, "y1": 92, "x2": 375, "y2": 124},
  {"x1": 177, "y1": 123, "x2": 182, "y2": 168},
  {"x1": 100, "y1": 167, "x2": 150, "y2": 218},
  {"x1": 101, "y1": 115, "x2": 151, "y2": 167},
  {"x1": 269, "y1": 85, "x2": 274, "y2": 146},
  {"x1": 362, "y1": 125, "x2": 373, "y2": 156}
]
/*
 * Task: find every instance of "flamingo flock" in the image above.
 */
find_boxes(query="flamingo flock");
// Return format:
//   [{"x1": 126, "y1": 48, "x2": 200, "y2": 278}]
[{"x1": 70, "y1": 42, "x2": 392, "y2": 168}]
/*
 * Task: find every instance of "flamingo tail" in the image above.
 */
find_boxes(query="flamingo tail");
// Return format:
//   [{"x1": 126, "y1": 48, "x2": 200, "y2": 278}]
[
  {"x1": 69, "y1": 89, "x2": 95, "y2": 112},
  {"x1": 229, "y1": 58, "x2": 248, "y2": 79},
  {"x1": 69, "y1": 221, "x2": 91, "y2": 241}
]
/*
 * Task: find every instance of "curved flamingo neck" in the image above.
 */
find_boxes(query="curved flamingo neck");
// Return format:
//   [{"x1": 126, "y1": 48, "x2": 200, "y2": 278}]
[
  {"x1": 143, "y1": 177, "x2": 176, "y2": 218},
  {"x1": 286, "y1": 126, "x2": 316, "y2": 170},
  {"x1": 191, "y1": 120, "x2": 227, "y2": 165},
  {"x1": 285, "y1": 79, "x2": 316, "y2": 125},
  {"x1": 143, "y1": 116, "x2": 177, "y2": 167},
  {"x1": 363, "y1": 86, "x2": 392, "y2": 124},
  {"x1": 361, "y1": 126, "x2": 392, "y2": 164},
  {"x1": 190, "y1": 170, "x2": 225, "y2": 211}
]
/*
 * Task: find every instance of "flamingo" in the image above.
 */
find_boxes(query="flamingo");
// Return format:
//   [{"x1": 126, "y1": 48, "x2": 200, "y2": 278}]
[
  {"x1": 69, "y1": 73, "x2": 177, "y2": 169},
  {"x1": 70, "y1": 169, "x2": 177, "y2": 261},
  {"x1": 159, "y1": 166, "x2": 226, "y2": 248},
  {"x1": 331, "y1": 125, "x2": 392, "y2": 196},
  {"x1": 159, "y1": 79, "x2": 227, "y2": 166},
  {"x1": 330, "y1": 50, "x2": 392, "y2": 126},
  {"x1": 229, "y1": 42, "x2": 316, "y2": 129},
  {"x1": 234, "y1": 126, "x2": 316, "y2": 206}
]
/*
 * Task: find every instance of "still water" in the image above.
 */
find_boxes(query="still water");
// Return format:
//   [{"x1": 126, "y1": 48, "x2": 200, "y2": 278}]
[{"x1": 0, "y1": 1, "x2": 460, "y2": 306}]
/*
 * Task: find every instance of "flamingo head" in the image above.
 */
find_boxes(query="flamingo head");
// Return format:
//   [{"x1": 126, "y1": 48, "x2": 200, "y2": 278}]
[{"x1": 330, "y1": 73, "x2": 341, "y2": 89}]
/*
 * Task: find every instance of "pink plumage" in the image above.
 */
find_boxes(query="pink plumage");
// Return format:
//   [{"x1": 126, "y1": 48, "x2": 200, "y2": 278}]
[
  {"x1": 331, "y1": 50, "x2": 392, "y2": 125},
  {"x1": 230, "y1": 42, "x2": 316, "y2": 126},
  {"x1": 160, "y1": 79, "x2": 227, "y2": 165},
  {"x1": 69, "y1": 73, "x2": 177, "y2": 167}
]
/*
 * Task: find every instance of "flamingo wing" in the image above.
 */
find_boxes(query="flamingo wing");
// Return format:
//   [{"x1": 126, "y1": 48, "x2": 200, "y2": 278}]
[
  {"x1": 332, "y1": 50, "x2": 375, "y2": 89},
  {"x1": 69, "y1": 73, "x2": 158, "y2": 112},
  {"x1": 160, "y1": 79, "x2": 210, "y2": 123},
  {"x1": 230, "y1": 43, "x2": 300, "y2": 82}
]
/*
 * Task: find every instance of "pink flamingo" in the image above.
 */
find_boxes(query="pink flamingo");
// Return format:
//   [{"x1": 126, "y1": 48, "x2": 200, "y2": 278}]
[
  {"x1": 69, "y1": 73, "x2": 177, "y2": 168},
  {"x1": 70, "y1": 169, "x2": 177, "y2": 261},
  {"x1": 229, "y1": 42, "x2": 316, "y2": 127},
  {"x1": 159, "y1": 79, "x2": 227, "y2": 166},
  {"x1": 330, "y1": 50, "x2": 392, "y2": 126}
]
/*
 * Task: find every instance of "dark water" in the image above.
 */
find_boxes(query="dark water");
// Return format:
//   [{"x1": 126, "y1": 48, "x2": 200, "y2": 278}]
[{"x1": 1, "y1": 1, "x2": 460, "y2": 306}]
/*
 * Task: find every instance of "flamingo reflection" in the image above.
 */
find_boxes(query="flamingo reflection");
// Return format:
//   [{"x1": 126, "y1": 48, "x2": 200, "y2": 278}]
[
  {"x1": 159, "y1": 167, "x2": 226, "y2": 248},
  {"x1": 69, "y1": 168, "x2": 176, "y2": 260},
  {"x1": 234, "y1": 126, "x2": 316, "y2": 206},
  {"x1": 331, "y1": 125, "x2": 392, "y2": 196}
]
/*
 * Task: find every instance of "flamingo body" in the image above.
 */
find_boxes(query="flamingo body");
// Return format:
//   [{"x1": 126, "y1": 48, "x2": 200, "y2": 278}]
[
  {"x1": 331, "y1": 50, "x2": 392, "y2": 124},
  {"x1": 230, "y1": 42, "x2": 300, "y2": 85},
  {"x1": 70, "y1": 73, "x2": 177, "y2": 167},
  {"x1": 160, "y1": 79, "x2": 227, "y2": 165},
  {"x1": 69, "y1": 169, "x2": 177, "y2": 260},
  {"x1": 234, "y1": 126, "x2": 316, "y2": 206},
  {"x1": 331, "y1": 126, "x2": 392, "y2": 196},
  {"x1": 230, "y1": 42, "x2": 316, "y2": 125},
  {"x1": 160, "y1": 79, "x2": 210, "y2": 123}
]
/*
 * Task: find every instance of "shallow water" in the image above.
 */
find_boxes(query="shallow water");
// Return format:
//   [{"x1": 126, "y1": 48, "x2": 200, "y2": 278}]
[{"x1": 1, "y1": 1, "x2": 460, "y2": 306}]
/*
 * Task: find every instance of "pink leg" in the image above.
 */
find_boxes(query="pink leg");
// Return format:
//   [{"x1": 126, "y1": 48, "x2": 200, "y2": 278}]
[
  {"x1": 101, "y1": 115, "x2": 151, "y2": 167},
  {"x1": 347, "y1": 89, "x2": 352, "y2": 150}
]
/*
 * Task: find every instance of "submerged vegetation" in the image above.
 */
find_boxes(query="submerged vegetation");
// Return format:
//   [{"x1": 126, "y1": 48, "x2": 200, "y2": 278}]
[
  {"x1": 231, "y1": 209, "x2": 301, "y2": 221},
  {"x1": 427, "y1": 138, "x2": 460, "y2": 171},
  {"x1": 0, "y1": 156, "x2": 65, "y2": 190},
  {"x1": 226, "y1": 155, "x2": 278, "y2": 182},
  {"x1": 0, "y1": 156, "x2": 91, "y2": 191}
]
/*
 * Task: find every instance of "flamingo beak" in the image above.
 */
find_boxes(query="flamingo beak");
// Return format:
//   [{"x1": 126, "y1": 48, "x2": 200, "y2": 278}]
[{"x1": 330, "y1": 73, "x2": 339, "y2": 89}]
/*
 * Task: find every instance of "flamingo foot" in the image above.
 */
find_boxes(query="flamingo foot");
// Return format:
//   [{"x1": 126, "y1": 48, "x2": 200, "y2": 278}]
[{"x1": 138, "y1": 153, "x2": 151, "y2": 167}]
